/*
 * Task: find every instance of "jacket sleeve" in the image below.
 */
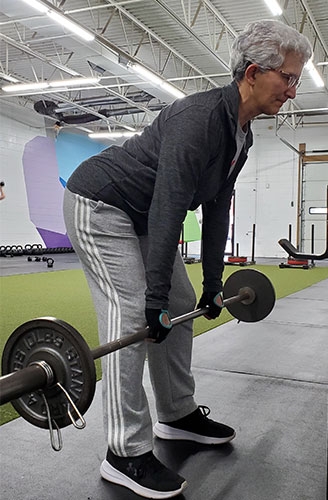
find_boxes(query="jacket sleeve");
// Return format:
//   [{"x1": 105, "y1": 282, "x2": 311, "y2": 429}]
[
  {"x1": 201, "y1": 181, "x2": 235, "y2": 292},
  {"x1": 145, "y1": 105, "x2": 217, "y2": 309}
]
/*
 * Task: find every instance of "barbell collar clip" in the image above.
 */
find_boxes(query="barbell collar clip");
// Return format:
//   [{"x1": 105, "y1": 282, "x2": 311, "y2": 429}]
[
  {"x1": 41, "y1": 391, "x2": 63, "y2": 452},
  {"x1": 56, "y1": 381, "x2": 86, "y2": 430}
]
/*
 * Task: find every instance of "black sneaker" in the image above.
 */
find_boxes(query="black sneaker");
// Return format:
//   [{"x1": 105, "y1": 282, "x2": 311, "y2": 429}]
[
  {"x1": 100, "y1": 449, "x2": 187, "y2": 499},
  {"x1": 153, "y1": 405, "x2": 236, "y2": 445}
]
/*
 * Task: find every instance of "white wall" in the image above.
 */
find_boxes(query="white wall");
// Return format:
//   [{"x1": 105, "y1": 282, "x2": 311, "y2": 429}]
[
  {"x1": 235, "y1": 118, "x2": 328, "y2": 258},
  {"x1": 0, "y1": 101, "x2": 47, "y2": 246}
]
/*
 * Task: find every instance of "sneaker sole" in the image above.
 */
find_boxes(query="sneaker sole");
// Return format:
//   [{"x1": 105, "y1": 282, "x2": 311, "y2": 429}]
[
  {"x1": 100, "y1": 459, "x2": 187, "y2": 499},
  {"x1": 153, "y1": 422, "x2": 236, "y2": 445}
]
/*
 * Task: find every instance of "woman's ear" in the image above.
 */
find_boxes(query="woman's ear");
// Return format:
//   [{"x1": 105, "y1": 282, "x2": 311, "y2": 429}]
[{"x1": 244, "y1": 63, "x2": 260, "y2": 86}]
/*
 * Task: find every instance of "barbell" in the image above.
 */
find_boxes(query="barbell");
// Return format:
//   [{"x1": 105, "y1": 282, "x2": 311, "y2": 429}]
[{"x1": 0, "y1": 268, "x2": 275, "y2": 451}]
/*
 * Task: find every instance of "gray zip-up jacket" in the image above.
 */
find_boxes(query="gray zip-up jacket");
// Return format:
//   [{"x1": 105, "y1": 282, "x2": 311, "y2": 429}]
[{"x1": 67, "y1": 80, "x2": 253, "y2": 309}]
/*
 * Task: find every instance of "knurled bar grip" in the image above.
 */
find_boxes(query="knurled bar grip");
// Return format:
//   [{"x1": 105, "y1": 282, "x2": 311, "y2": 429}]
[
  {"x1": 0, "y1": 290, "x2": 250, "y2": 405},
  {"x1": 90, "y1": 307, "x2": 210, "y2": 359}
]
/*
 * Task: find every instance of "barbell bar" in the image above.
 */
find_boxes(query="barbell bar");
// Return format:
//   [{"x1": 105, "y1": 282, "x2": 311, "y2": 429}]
[
  {"x1": 91, "y1": 286, "x2": 252, "y2": 359},
  {"x1": 0, "y1": 269, "x2": 275, "y2": 450},
  {"x1": 0, "y1": 294, "x2": 249, "y2": 407}
]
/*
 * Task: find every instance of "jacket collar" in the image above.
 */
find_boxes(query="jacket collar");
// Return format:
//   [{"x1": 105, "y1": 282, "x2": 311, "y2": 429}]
[{"x1": 221, "y1": 80, "x2": 242, "y2": 132}]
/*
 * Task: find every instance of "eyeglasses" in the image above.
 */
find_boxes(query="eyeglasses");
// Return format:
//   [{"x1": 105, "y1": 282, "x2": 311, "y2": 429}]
[
  {"x1": 246, "y1": 62, "x2": 302, "y2": 89},
  {"x1": 270, "y1": 69, "x2": 301, "y2": 89}
]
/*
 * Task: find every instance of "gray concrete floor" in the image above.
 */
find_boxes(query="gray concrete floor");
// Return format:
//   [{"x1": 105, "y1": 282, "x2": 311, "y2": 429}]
[{"x1": 0, "y1": 255, "x2": 327, "y2": 500}]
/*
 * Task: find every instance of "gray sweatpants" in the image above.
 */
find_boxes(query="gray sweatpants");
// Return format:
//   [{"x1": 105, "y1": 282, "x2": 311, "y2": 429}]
[{"x1": 63, "y1": 188, "x2": 198, "y2": 457}]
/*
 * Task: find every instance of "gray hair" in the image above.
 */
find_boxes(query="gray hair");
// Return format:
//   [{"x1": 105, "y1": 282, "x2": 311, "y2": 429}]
[{"x1": 230, "y1": 19, "x2": 312, "y2": 81}]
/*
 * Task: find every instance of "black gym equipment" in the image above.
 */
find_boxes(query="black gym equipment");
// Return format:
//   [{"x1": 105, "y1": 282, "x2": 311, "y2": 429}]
[
  {"x1": 279, "y1": 224, "x2": 316, "y2": 269},
  {"x1": 0, "y1": 244, "x2": 75, "y2": 258},
  {"x1": 279, "y1": 186, "x2": 328, "y2": 264},
  {"x1": 0, "y1": 269, "x2": 275, "y2": 451},
  {"x1": 27, "y1": 256, "x2": 42, "y2": 262},
  {"x1": 222, "y1": 269, "x2": 274, "y2": 322},
  {"x1": 279, "y1": 238, "x2": 328, "y2": 261}
]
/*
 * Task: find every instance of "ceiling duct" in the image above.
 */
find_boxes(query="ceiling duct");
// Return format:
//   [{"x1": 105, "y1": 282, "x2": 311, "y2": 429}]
[{"x1": 33, "y1": 99, "x2": 165, "y2": 124}]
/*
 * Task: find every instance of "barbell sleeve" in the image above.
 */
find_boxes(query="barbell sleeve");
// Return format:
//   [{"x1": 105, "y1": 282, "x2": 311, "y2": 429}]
[{"x1": 0, "y1": 363, "x2": 51, "y2": 405}]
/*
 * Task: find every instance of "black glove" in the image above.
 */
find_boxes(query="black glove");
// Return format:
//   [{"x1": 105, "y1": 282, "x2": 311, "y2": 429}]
[
  {"x1": 197, "y1": 291, "x2": 224, "y2": 319},
  {"x1": 145, "y1": 308, "x2": 172, "y2": 343}
]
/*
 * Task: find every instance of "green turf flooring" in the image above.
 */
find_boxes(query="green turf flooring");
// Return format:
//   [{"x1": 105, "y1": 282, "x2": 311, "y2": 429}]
[{"x1": 1, "y1": 263, "x2": 327, "y2": 425}]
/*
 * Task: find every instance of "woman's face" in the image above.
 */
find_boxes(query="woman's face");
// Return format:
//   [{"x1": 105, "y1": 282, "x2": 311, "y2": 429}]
[{"x1": 250, "y1": 51, "x2": 305, "y2": 116}]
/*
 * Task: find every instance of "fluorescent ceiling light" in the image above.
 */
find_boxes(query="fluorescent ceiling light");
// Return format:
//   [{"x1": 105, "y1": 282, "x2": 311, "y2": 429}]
[
  {"x1": 130, "y1": 63, "x2": 185, "y2": 99},
  {"x1": 2, "y1": 81, "x2": 49, "y2": 92},
  {"x1": 89, "y1": 131, "x2": 142, "y2": 139},
  {"x1": 21, "y1": 0, "x2": 95, "y2": 41},
  {"x1": 0, "y1": 73, "x2": 19, "y2": 83},
  {"x1": 2, "y1": 77, "x2": 100, "y2": 92},
  {"x1": 132, "y1": 64, "x2": 163, "y2": 87},
  {"x1": 48, "y1": 11, "x2": 95, "y2": 41},
  {"x1": 49, "y1": 77, "x2": 100, "y2": 87},
  {"x1": 264, "y1": 0, "x2": 282, "y2": 16},
  {"x1": 305, "y1": 60, "x2": 325, "y2": 88},
  {"x1": 161, "y1": 81, "x2": 185, "y2": 99},
  {"x1": 22, "y1": 0, "x2": 48, "y2": 13}
]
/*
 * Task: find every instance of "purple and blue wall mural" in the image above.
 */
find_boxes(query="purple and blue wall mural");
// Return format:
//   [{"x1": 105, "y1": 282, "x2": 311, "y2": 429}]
[{"x1": 22, "y1": 132, "x2": 106, "y2": 248}]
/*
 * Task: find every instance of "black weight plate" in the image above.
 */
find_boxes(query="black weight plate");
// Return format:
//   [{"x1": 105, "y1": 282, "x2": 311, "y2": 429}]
[
  {"x1": 223, "y1": 269, "x2": 275, "y2": 322},
  {"x1": 2, "y1": 317, "x2": 96, "y2": 429}
]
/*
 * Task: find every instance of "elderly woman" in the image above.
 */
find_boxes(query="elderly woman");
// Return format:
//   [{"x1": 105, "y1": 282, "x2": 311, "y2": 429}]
[{"x1": 63, "y1": 19, "x2": 312, "y2": 499}]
